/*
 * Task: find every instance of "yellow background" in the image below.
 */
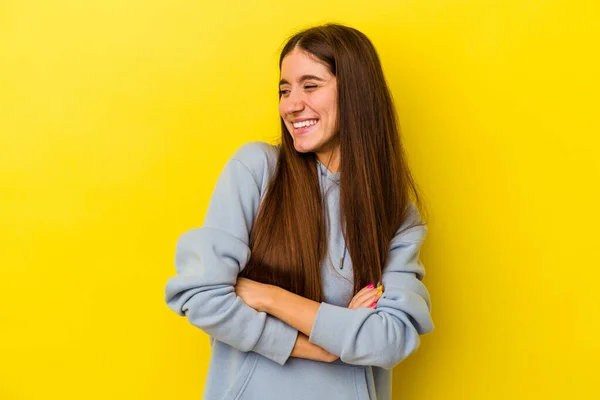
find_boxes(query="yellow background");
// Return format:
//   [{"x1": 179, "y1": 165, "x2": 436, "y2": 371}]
[{"x1": 1, "y1": 0, "x2": 599, "y2": 399}]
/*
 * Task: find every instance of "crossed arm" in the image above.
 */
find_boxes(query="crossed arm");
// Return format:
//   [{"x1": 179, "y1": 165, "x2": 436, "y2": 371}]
[{"x1": 235, "y1": 278, "x2": 383, "y2": 362}]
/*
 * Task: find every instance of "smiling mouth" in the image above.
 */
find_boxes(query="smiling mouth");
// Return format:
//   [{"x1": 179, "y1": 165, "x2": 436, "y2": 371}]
[
  {"x1": 292, "y1": 119, "x2": 319, "y2": 129},
  {"x1": 291, "y1": 119, "x2": 319, "y2": 134}
]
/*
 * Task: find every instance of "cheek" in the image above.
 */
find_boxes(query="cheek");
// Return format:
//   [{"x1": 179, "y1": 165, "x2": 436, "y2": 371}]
[{"x1": 313, "y1": 93, "x2": 336, "y2": 120}]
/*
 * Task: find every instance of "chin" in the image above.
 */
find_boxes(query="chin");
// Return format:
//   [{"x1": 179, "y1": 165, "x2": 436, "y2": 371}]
[{"x1": 292, "y1": 138, "x2": 319, "y2": 154}]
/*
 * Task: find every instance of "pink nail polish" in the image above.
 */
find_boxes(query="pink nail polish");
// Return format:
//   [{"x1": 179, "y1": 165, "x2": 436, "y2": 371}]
[
  {"x1": 367, "y1": 284, "x2": 374, "y2": 289},
  {"x1": 370, "y1": 302, "x2": 377, "y2": 307}
]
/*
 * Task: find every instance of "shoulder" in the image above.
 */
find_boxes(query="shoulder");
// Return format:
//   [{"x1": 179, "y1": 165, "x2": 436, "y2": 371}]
[
  {"x1": 393, "y1": 202, "x2": 428, "y2": 243},
  {"x1": 230, "y1": 141, "x2": 279, "y2": 168},
  {"x1": 229, "y1": 141, "x2": 280, "y2": 192}
]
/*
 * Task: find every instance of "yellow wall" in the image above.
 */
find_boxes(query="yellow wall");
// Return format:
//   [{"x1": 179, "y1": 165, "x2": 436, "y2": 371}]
[{"x1": 1, "y1": 0, "x2": 598, "y2": 399}]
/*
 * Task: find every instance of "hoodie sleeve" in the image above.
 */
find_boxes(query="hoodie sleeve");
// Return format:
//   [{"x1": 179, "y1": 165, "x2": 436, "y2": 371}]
[
  {"x1": 308, "y1": 207, "x2": 434, "y2": 370},
  {"x1": 165, "y1": 142, "x2": 298, "y2": 366}
]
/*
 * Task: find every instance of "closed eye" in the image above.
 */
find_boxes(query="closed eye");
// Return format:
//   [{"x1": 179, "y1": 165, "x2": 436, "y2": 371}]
[{"x1": 279, "y1": 85, "x2": 317, "y2": 96}]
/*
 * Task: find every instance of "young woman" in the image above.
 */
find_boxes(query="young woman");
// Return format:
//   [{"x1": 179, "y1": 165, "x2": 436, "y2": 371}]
[{"x1": 165, "y1": 23, "x2": 433, "y2": 400}]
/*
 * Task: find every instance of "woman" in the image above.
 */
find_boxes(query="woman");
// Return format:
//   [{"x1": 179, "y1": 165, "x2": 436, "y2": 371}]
[{"x1": 165, "y1": 23, "x2": 433, "y2": 400}]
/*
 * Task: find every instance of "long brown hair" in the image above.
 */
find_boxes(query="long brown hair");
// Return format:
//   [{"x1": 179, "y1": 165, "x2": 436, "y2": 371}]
[{"x1": 239, "y1": 24, "x2": 423, "y2": 302}]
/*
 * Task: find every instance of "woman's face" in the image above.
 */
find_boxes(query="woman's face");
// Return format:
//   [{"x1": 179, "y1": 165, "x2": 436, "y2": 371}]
[{"x1": 279, "y1": 48, "x2": 338, "y2": 161}]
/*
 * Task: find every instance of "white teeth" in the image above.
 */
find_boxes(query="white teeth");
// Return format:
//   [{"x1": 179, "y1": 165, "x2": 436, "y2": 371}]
[{"x1": 293, "y1": 119, "x2": 318, "y2": 129}]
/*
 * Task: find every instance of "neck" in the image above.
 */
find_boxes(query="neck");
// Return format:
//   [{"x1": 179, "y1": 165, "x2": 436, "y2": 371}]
[
  {"x1": 315, "y1": 136, "x2": 341, "y2": 173},
  {"x1": 316, "y1": 144, "x2": 341, "y2": 173}
]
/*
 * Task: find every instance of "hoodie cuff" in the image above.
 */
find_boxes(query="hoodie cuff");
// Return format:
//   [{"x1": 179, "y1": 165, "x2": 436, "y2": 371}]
[
  {"x1": 252, "y1": 315, "x2": 299, "y2": 365},
  {"x1": 308, "y1": 302, "x2": 358, "y2": 355}
]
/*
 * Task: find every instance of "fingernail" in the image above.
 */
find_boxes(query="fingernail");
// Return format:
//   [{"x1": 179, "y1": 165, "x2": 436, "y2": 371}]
[
  {"x1": 367, "y1": 284, "x2": 374, "y2": 289},
  {"x1": 377, "y1": 291, "x2": 383, "y2": 296},
  {"x1": 376, "y1": 285, "x2": 383, "y2": 290},
  {"x1": 370, "y1": 302, "x2": 377, "y2": 307}
]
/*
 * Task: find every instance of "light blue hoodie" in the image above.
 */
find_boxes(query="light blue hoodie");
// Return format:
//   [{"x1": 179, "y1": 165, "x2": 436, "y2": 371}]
[{"x1": 165, "y1": 142, "x2": 433, "y2": 400}]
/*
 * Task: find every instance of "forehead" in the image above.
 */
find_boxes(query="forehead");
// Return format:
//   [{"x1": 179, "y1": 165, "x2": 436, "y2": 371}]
[{"x1": 280, "y1": 49, "x2": 333, "y2": 80}]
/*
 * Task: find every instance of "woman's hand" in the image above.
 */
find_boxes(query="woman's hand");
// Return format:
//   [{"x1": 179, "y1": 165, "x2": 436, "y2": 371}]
[
  {"x1": 347, "y1": 284, "x2": 383, "y2": 310},
  {"x1": 235, "y1": 277, "x2": 273, "y2": 312}
]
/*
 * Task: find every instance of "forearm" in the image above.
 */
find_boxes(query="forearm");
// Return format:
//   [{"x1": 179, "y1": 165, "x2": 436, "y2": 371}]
[
  {"x1": 263, "y1": 286, "x2": 321, "y2": 337},
  {"x1": 290, "y1": 333, "x2": 337, "y2": 362}
]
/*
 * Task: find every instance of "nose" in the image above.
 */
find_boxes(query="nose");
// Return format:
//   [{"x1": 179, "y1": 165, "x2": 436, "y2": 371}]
[{"x1": 281, "y1": 89, "x2": 305, "y2": 116}]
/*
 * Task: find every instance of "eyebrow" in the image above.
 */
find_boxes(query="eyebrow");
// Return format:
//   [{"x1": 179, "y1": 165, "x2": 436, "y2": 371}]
[{"x1": 279, "y1": 75, "x2": 325, "y2": 87}]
